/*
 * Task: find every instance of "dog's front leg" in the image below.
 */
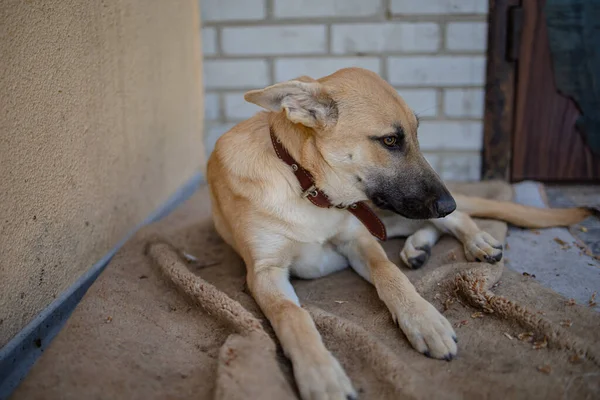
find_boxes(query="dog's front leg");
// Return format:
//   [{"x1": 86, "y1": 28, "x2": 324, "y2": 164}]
[
  {"x1": 247, "y1": 264, "x2": 356, "y2": 400},
  {"x1": 399, "y1": 224, "x2": 441, "y2": 269},
  {"x1": 336, "y1": 231, "x2": 457, "y2": 360}
]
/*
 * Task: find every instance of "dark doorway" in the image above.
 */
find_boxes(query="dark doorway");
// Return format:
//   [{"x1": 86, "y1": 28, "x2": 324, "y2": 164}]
[{"x1": 482, "y1": 0, "x2": 600, "y2": 182}]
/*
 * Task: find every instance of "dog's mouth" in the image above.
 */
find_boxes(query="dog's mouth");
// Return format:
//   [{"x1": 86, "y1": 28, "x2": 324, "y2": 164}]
[
  {"x1": 368, "y1": 192, "x2": 456, "y2": 220},
  {"x1": 371, "y1": 194, "x2": 393, "y2": 211}
]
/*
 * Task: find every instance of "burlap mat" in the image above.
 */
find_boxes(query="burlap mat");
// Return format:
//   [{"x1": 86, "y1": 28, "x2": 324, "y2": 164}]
[{"x1": 11, "y1": 181, "x2": 600, "y2": 400}]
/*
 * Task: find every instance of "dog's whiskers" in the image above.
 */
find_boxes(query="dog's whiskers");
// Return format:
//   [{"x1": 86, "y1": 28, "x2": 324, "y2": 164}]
[{"x1": 414, "y1": 107, "x2": 436, "y2": 119}]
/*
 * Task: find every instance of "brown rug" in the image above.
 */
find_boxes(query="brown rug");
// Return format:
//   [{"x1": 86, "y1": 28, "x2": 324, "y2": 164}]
[{"x1": 11, "y1": 181, "x2": 600, "y2": 400}]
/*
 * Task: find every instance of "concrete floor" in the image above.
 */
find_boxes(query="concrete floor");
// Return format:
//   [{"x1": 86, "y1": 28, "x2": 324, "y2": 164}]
[
  {"x1": 546, "y1": 184, "x2": 600, "y2": 256},
  {"x1": 504, "y1": 182, "x2": 600, "y2": 312}
]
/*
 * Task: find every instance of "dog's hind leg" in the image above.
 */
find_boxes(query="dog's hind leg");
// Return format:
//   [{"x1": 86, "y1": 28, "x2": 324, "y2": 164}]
[
  {"x1": 430, "y1": 211, "x2": 503, "y2": 263},
  {"x1": 379, "y1": 213, "x2": 426, "y2": 238},
  {"x1": 400, "y1": 224, "x2": 441, "y2": 269}
]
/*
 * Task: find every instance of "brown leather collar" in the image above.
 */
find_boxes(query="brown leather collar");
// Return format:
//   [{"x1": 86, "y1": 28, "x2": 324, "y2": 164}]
[{"x1": 269, "y1": 127, "x2": 387, "y2": 241}]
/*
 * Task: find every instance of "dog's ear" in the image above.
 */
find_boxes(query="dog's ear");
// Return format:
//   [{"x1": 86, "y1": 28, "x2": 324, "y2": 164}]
[{"x1": 244, "y1": 78, "x2": 338, "y2": 128}]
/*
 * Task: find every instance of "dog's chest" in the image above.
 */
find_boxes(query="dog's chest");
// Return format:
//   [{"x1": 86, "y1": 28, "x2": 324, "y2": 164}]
[{"x1": 282, "y1": 201, "x2": 354, "y2": 243}]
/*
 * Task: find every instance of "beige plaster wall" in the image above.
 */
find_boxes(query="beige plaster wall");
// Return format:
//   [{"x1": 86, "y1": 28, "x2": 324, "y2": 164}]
[{"x1": 0, "y1": 0, "x2": 205, "y2": 346}]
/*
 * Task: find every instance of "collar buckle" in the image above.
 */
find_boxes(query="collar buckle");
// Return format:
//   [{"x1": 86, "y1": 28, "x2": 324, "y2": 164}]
[
  {"x1": 302, "y1": 185, "x2": 319, "y2": 198},
  {"x1": 335, "y1": 203, "x2": 358, "y2": 210},
  {"x1": 269, "y1": 126, "x2": 386, "y2": 241}
]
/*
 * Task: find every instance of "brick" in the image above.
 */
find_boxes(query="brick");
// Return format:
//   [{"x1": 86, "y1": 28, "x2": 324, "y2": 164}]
[
  {"x1": 274, "y1": 0, "x2": 382, "y2": 18},
  {"x1": 387, "y1": 56, "x2": 486, "y2": 86},
  {"x1": 439, "y1": 153, "x2": 481, "y2": 181},
  {"x1": 201, "y1": 0, "x2": 266, "y2": 21},
  {"x1": 443, "y1": 88, "x2": 485, "y2": 118},
  {"x1": 422, "y1": 152, "x2": 441, "y2": 171},
  {"x1": 204, "y1": 123, "x2": 237, "y2": 156},
  {"x1": 390, "y1": 0, "x2": 488, "y2": 15},
  {"x1": 202, "y1": 28, "x2": 217, "y2": 56},
  {"x1": 222, "y1": 26, "x2": 326, "y2": 55},
  {"x1": 275, "y1": 57, "x2": 380, "y2": 82},
  {"x1": 204, "y1": 93, "x2": 220, "y2": 120},
  {"x1": 417, "y1": 121, "x2": 483, "y2": 151},
  {"x1": 224, "y1": 92, "x2": 263, "y2": 120},
  {"x1": 397, "y1": 89, "x2": 438, "y2": 117},
  {"x1": 446, "y1": 22, "x2": 488, "y2": 51},
  {"x1": 204, "y1": 60, "x2": 270, "y2": 89},
  {"x1": 332, "y1": 23, "x2": 439, "y2": 54}
]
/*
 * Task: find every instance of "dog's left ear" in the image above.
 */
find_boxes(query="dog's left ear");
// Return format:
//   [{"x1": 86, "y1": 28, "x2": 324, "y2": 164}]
[{"x1": 244, "y1": 77, "x2": 338, "y2": 129}]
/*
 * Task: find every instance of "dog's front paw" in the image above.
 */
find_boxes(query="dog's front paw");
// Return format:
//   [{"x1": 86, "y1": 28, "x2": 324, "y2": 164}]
[
  {"x1": 464, "y1": 231, "x2": 503, "y2": 264},
  {"x1": 392, "y1": 297, "x2": 457, "y2": 360},
  {"x1": 292, "y1": 350, "x2": 357, "y2": 400},
  {"x1": 400, "y1": 243, "x2": 431, "y2": 269}
]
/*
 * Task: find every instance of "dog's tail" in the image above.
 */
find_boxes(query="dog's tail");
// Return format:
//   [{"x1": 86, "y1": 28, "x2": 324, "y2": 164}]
[{"x1": 453, "y1": 194, "x2": 596, "y2": 229}]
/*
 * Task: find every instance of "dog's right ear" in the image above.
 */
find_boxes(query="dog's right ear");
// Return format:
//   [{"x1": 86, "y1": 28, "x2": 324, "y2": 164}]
[{"x1": 244, "y1": 78, "x2": 338, "y2": 129}]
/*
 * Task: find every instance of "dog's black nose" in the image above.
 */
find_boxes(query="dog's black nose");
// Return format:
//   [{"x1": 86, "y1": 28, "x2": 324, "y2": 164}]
[{"x1": 434, "y1": 193, "x2": 456, "y2": 217}]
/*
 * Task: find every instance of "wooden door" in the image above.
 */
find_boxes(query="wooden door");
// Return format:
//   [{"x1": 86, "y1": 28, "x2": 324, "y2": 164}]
[
  {"x1": 511, "y1": 0, "x2": 600, "y2": 181},
  {"x1": 482, "y1": 0, "x2": 600, "y2": 182}
]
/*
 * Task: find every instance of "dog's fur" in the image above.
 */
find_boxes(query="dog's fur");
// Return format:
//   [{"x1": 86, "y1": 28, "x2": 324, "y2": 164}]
[{"x1": 206, "y1": 68, "x2": 592, "y2": 400}]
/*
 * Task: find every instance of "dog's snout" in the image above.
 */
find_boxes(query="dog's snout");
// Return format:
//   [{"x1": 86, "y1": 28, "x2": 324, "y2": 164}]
[
  {"x1": 433, "y1": 192, "x2": 456, "y2": 217},
  {"x1": 366, "y1": 170, "x2": 456, "y2": 220}
]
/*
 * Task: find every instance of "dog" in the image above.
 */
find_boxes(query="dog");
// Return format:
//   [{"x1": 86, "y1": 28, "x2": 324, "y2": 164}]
[{"x1": 206, "y1": 68, "x2": 592, "y2": 400}]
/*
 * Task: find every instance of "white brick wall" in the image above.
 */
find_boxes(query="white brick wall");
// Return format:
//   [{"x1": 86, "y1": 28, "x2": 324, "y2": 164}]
[
  {"x1": 204, "y1": 93, "x2": 220, "y2": 121},
  {"x1": 390, "y1": 0, "x2": 488, "y2": 15},
  {"x1": 274, "y1": 0, "x2": 383, "y2": 18},
  {"x1": 201, "y1": 0, "x2": 266, "y2": 21},
  {"x1": 222, "y1": 26, "x2": 327, "y2": 55},
  {"x1": 443, "y1": 88, "x2": 485, "y2": 118},
  {"x1": 331, "y1": 23, "x2": 440, "y2": 53},
  {"x1": 418, "y1": 121, "x2": 483, "y2": 151},
  {"x1": 439, "y1": 153, "x2": 482, "y2": 181},
  {"x1": 446, "y1": 22, "x2": 488, "y2": 51},
  {"x1": 200, "y1": 0, "x2": 489, "y2": 181},
  {"x1": 275, "y1": 57, "x2": 380, "y2": 82},
  {"x1": 204, "y1": 60, "x2": 269, "y2": 89},
  {"x1": 387, "y1": 56, "x2": 486, "y2": 86},
  {"x1": 224, "y1": 92, "x2": 263, "y2": 120},
  {"x1": 397, "y1": 89, "x2": 438, "y2": 118},
  {"x1": 202, "y1": 28, "x2": 217, "y2": 55}
]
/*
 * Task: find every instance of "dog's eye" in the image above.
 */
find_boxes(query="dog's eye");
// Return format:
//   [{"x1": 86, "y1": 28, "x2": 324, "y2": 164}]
[
  {"x1": 371, "y1": 131, "x2": 404, "y2": 151},
  {"x1": 381, "y1": 136, "x2": 398, "y2": 148}
]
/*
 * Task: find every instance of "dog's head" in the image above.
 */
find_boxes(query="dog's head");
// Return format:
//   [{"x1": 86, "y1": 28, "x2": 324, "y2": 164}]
[{"x1": 244, "y1": 67, "x2": 456, "y2": 220}]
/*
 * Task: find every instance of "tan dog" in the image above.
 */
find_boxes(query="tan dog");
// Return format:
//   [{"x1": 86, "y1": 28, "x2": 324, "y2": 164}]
[{"x1": 206, "y1": 68, "x2": 592, "y2": 400}]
